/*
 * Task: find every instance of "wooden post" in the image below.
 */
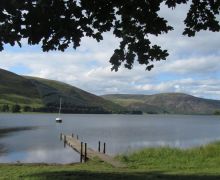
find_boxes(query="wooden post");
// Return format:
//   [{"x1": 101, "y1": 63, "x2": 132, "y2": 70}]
[
  {"x1": 72, "y1": 133, "x2": 74, "y2": 137},
  {"x1": 60, "y1": 133, "x2": 62, "y2": 141},
  {"x1": 77, "y1": 135, "x2": 79, "y2": 140},
  {"x1": 64, "y1": 135, "x2": 66, "y2": 148},
  {"x1": 84, "y1": 143, "x2": 87, "y2": 162},
  {"x1": 80, "y1": 142, "x2": 83, "y2": 163},
  {"x1": 103, "y1": 142, "x2": 106, "y2": 154},
  {"x1": 98, "y1": 141, "x2": 101, "y2": 152}
]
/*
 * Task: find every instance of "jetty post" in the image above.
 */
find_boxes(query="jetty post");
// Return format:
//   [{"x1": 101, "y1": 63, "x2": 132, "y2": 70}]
[
  {"x1": 84, "y1": 143, "x2": 87, "y2": 162},
  {"x1": 59, "y1": 133, "x2": 126, "y2": 167},
  {"x1": 64, "y1": 135, "x2": 66, "y2": 148},
  {"x1": 103, "y1": 142, "x2": 106, "y2": 154},
  {"x1": 98, "y1": 141, "x2": 101, "y2": 152},
  {"x1": 60, "y1": 133, "x2": 62, "y2": 141},
  {"x1": 80, "y1": 142, "x2": 83, "y2": 163}
]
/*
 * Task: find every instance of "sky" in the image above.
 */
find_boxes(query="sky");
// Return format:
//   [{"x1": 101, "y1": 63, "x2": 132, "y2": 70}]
[{"x1": 1, "y1": 3, "x2": 220, "y2": 99}]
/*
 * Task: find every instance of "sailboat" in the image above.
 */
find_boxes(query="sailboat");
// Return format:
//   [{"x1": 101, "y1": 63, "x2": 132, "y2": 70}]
[{"x1": 56, "y1": 98, "x2": 62, "y2": 123}]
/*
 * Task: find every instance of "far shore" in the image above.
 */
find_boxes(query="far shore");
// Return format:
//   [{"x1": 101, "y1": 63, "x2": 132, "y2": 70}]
[{"x1": 0, "y1": 112, "x2": 219, "y2": 116}]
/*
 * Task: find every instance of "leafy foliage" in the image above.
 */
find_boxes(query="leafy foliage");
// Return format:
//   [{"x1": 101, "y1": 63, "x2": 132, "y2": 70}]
[
  {"x1": 11, "y1": 104, "x2": 21, "y2": 113},
  {"x1": 0, "y1": 0, "x2": 219, "y2": 70},
  {"x1": 0, "y1": 104, "x2": 9, "y2": 112},
  {"x1": 22, "y1": 105, "x2": 32, "y2": 112},
  {"x1": 214, "y1": 110, "x2": 220, "y2": 115}
]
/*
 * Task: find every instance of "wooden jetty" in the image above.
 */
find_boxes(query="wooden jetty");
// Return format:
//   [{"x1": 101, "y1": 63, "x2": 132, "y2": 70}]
[{"x1": 60, "y1": 133, "x2": 126, "y2": 168}]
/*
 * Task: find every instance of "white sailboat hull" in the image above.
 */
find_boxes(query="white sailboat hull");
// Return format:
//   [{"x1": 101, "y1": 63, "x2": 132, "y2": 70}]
[{"x1": 56, "y1": 117, "x2": 62, "y2": 123}]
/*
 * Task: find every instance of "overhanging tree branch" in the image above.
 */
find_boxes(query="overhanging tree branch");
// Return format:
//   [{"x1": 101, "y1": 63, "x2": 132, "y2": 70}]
[{"x1": 0, "y1": 0, "x2": 219, "y2": 71}]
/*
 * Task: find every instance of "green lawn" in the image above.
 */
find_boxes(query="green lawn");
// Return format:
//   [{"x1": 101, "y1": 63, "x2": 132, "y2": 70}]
[{"x1": 1, "y1": 142, "x2": 220, "y2": 179}]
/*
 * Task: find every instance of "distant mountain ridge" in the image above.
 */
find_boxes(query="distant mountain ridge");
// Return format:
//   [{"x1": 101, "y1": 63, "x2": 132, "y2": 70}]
[
  {"x1": 0, "y1": 68, "x2": 124, "y2": 113},
  {"x1": 2, "y1": 68, "x2": 220, "y2": 115},
  {"x1": 101, "y1": 93, "x2": 220, "y2": 115}
]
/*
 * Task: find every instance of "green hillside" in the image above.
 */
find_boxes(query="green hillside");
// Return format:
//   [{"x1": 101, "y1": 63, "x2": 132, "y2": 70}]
[
  {"x1": 0, "y1": 68, "x2": 43, "y2": 107},
  {"x1": 26, "y1": 76, "x2": 125, "y2": 113},
  {"x1": 0, "y1": 68, "x2": 124, "y2": 113},
  {"x1": 102, "y1": 93, "x2": 220, "y2": 115},
  {"x1": 3, "y1": 67, "x2": 220, "y2": 115}
]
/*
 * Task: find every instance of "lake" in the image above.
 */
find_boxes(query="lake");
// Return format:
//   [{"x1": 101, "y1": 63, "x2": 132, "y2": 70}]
[{"x1": 0, "y1": 113, "x2": 220, "y2": 164}]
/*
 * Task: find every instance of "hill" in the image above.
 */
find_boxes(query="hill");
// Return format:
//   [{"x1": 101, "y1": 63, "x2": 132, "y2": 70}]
[
  {"x1": 2, "y1": 68, "x2": 220, "y2": 115},
  {"x1": 26, "y1": 76, "x2": 124, "y2": 113},
  {"x1": 0, "y1": 68, "x2": 124, "y2": 113},
  {"x1": 0, "y1": 69, "x2": 43, "y2": 107},
  {"x1": 102, "y1": 93, "x2": 220, "y2": 115}
]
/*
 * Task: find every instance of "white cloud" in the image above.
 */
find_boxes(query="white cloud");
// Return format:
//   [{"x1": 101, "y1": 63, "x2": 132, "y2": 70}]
[
  {"x1": 135, "y1": 78, "x2": 220, "y2": 99},
  {"x1": 163, "y1": 55, "x2": 220, "y2": 75}
]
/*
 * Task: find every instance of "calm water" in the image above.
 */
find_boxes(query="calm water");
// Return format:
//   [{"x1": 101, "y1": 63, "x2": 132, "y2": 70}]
[{"x1": 0, "y1": 113, "x2": 220, "y2": 163}]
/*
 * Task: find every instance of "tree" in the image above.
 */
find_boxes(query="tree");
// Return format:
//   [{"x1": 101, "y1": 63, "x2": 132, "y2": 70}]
[
  {"x1": 214, "y1": 110, "x2": 220, "y2": 115},
  {"x1": 23, "y1": 105, "x2": 32, "y2": 112},
  {"x1": 0, "y1": 0, "x2": 219, "y2": 71},
  {"x1": 0, "y1": 104, "x2": 10, "y2": 112},
  {"x1": 11, "y1": 104, "x2": 21, "y2": 113}
]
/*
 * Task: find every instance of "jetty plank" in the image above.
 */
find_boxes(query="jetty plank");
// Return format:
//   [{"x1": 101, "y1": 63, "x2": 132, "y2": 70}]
[{"x1": 61, "y1": 134, "x2": 126, "y2": 168}]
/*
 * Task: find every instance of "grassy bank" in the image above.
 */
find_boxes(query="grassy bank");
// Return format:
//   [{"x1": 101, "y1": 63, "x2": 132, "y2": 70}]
[{"x1": 1, "y1": 142, "x2": 220, "y2": 179}]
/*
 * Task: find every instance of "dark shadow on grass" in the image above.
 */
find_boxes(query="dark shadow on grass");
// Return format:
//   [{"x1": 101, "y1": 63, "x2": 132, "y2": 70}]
[{"x1": 24, "y1": 170, "x2": 220, "y2": 180}]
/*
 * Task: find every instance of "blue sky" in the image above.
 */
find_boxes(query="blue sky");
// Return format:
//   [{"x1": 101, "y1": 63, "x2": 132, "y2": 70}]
[{"x1": 1, "y1": 3, "x2": 220, "y2": 99}]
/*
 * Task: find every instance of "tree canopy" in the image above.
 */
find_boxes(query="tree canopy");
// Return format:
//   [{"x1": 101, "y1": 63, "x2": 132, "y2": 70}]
[{"x1": 0, "y1": 0, "x2": 219, "y2": 71}]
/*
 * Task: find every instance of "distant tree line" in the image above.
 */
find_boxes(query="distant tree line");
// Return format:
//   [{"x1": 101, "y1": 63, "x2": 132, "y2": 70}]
[
  {"x1": 0, "y1": 103, "x2": 143, "y2": 114},
  {"x1": 33, "y1": 104, "x2": 111, "y2": 114},
  {"x1": 214, "y1": 110, "x2": 220, "y2": 115},
  {"x1": 0, "y1": 104, "x2": 21, "y2": 113},
  {"x1": 0, "y1": 103, "x2": 111, "y2": 114},
  {"x1": 118, "y1": 110, "x2": 143, "y2": 115}
]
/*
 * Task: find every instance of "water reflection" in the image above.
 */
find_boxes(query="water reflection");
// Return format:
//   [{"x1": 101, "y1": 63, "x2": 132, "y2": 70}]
[
  {"x1": 0, "y1": 126, "x2": 38, "y2": 157},
  {"x1": 0, "y1": 126, "x2": 38, "y2": 137},
  {"x1": 0, "y1": 148, "x2": 78, "y2": 164},
  {"x1": 0, "y1": 144, "x2": 7, "y2": 154}
]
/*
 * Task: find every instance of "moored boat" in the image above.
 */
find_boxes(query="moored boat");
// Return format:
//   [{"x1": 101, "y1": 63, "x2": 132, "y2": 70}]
[{"x1": 56, "y1": 98, "x2": 62, "y2": 123}]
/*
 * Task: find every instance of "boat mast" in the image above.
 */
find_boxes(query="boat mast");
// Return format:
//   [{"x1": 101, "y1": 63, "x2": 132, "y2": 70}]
[{"x1": 58, "y1": 98, "x2": 62, "y2": 116}]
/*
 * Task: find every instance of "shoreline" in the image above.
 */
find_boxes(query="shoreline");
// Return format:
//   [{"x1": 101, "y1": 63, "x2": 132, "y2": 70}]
[
  {"x1": 1, "y1": 141, "x2": 220, "y2": 165},
  {"x1": 1, "y1": 142, "x2": 220, "y2": 179},
  {"x1": 0, "y1": 112, "x2": 219, "y2": 115}
]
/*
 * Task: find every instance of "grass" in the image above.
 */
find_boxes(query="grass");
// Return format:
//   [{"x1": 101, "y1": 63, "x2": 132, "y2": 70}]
[
  {"x1": 118, "y1": 142, "x2": 220, "y2": 173},
  {"x1": 1, "y1": 142, "x2": 220, "y2": 179},
  {"x1": 0, "y1": 94, "x2": 43, "y2": 107}
]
